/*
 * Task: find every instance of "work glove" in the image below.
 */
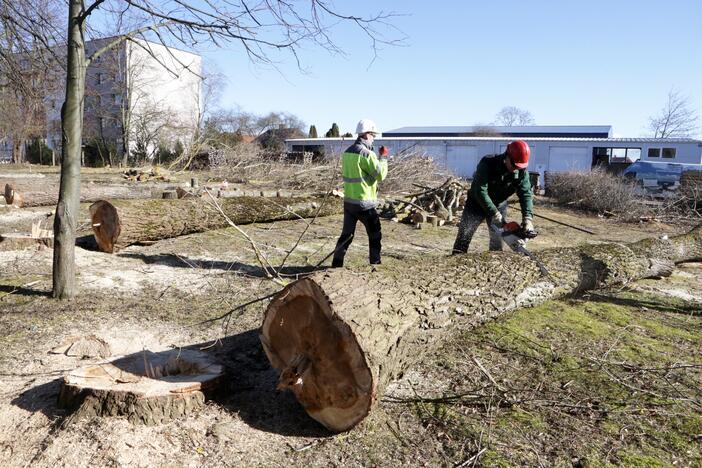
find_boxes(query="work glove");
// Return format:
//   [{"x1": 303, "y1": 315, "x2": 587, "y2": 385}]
[
  {"x1": 522, "y1": 217, "x2": 537, "y2": 237},
  {"x1": 379, "y1": 145, "x2": 389, "y2": 159},
  {"x1": 490, "y1": 211, "x2": 505, "y2": 229}
]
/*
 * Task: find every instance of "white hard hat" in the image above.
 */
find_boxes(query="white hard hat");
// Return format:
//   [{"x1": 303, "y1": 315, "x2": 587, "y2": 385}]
[{"x1": 356, "y1": 119, "x2": 380, "y2": 135}]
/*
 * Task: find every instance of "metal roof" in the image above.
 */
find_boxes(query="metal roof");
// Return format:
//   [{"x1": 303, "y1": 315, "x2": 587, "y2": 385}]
[
  {"x1": 384, "y1": 125, "x2": 613, "y2": 135},
  {"x1": 287, "y1": 136, "x2": 702, "y2": 144}
]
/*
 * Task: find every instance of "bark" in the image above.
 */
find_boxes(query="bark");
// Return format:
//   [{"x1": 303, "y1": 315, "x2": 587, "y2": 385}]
[
  {"x1": 0, "y1": 182, "x2": 160, "y2": 207},
  {"x1": 261, "y1": 225, "x2": 702, "y2": 432},
  {"x1": 53, "y1": 0, "x2": 85, "y2": 299},
  {"x1": 89, "y1": 196, "x2": 342, "y2": 252}
]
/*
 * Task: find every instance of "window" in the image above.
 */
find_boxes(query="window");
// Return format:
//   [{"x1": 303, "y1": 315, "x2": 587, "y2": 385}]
[
  {"x1": 648, "y1": 148, "x2": 661, "y2": 158},
  {"x1": 626, "y1": 148, "x2": 641, "y2": 162},
  {"x1": 611, "y1": 148, "x2": 627, "y2": 162},
  {"x1": 662, "y1": 148, "x2": 676, "y2": 159}
]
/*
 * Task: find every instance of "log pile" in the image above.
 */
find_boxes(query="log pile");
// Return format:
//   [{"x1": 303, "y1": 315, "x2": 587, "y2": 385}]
[
  {"x1": 380, "y1": 177, "x2": 468, "y2": 227},
  {"x1": 122, "y1": 167, "x2": 170, "y2": 182},
  {"x1": 90, "y1": 195, "x2": 343, "y2": 252},
  {"x1": 261, "y1": 225, "x2": 702, "y2": 432}
]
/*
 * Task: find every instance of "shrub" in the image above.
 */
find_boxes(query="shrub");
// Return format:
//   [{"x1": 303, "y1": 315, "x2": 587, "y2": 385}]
[{"x1": 546, "y1": 168, "x2": 638, "y2": 215}]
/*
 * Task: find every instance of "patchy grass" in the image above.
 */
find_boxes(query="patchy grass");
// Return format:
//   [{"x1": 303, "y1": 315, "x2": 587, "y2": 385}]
[{"x1": 384, "y1": 285, "x2": 702, "y2": 466}]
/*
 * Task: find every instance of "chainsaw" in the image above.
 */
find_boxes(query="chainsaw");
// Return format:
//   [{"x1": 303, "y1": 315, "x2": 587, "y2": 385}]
[{"x1": 491, "y1": 221, "x2": 551, "y2": 278}]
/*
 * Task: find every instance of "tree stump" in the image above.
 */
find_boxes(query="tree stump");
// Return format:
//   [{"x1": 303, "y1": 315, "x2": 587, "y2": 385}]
[
  {"x1": 261, "y1": 225, "x2": 702, "y2": 432},
  {"x1": 58, "y1": 349, "x2": 224, "y2": 425}
]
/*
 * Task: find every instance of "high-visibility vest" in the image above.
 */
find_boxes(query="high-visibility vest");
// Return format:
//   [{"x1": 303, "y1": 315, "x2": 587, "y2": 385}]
[{"x1": 341, "y1": 139, "x2": 388, "y2": 208}]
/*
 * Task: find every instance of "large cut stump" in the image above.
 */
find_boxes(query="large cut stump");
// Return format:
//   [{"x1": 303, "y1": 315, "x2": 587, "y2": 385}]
[
  {"x1": 261, "y1": 225, "x2": 702, "y2": 432},
  {"x1": 58, "y1": 349, "x2": 223, "y2": 424},
  {"x1": 89, "y1": 195, "x2": 342, "y2": 252}
]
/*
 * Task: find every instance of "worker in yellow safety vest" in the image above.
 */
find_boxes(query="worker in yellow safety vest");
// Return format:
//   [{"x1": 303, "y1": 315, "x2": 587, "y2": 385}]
[{"x1": 331, "y1": 118, "x2": 389, "y2": 267}]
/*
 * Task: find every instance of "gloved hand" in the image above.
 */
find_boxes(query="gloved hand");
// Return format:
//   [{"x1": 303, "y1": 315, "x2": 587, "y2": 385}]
[
  {"x1": 522, "y1": 217, "x2": 537, "y2": 237},
  {"x1": 379, "y1": 145, "x2": 389, "y2": 158},
  {"x1": 490, "y1": 211, "x2": 505, "y2": 228}
]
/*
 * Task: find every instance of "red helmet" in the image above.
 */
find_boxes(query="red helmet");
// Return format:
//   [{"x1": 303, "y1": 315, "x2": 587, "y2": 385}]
[{"x1": 507, "y1": 140, "x2": 530, "y2": 169}]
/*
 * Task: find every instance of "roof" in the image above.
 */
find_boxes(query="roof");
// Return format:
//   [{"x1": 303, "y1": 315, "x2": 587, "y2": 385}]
[
  {"x1": 286, "y1": 136, "x2": 702, "y2": 144},
  {"x1": 383, "y1": 125, "x2": 612, "y2": 134}
]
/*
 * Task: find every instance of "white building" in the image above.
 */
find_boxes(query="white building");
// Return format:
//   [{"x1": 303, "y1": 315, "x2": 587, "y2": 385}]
[
  {"x1": 45, "y1": 37, "x2": 202, "y2": 163},
  {"x1": 286, "y1": 126, "x2": 702, "y2": 186}
]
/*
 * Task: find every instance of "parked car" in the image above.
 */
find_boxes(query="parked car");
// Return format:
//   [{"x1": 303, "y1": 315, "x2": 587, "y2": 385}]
[{"x1": 622, "y1": 161, "x2": 702, "y2": 191}]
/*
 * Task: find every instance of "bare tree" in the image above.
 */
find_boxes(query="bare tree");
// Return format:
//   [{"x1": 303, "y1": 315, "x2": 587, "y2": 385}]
[
  {"x1": 42, "y1": 0, "x2": 400, "y2": 298},
  {"x1": 648, "y1": 88, "x2": 698, "y2": 138},
  {"x1": 494, "y1": 106, "x2": 535, "y2": 126},
  {"x1": 0, "y1": 0, "x2": 63, "y2": 163}
]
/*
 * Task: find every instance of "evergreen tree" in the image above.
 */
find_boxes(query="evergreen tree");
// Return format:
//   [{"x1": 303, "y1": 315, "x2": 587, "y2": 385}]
[
  {"x1": 331, "y1": 122, "x2": 340, "y2": 137},
  {"x1": 309, "y1": 125, "x2": 318, "y2": 138},
  {"x1": 325, "y1": 128, "x2": 333, "y2": 137}
]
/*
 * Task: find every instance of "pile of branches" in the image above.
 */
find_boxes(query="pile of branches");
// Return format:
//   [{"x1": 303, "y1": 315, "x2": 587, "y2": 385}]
[
  {"x1": 122, "y1": 167, "x2": 170, "y2": 182},
  {"x1": 650, "y1": 173, "x2": 702, "y2": 223},
  {"x1": 383, "y1": 152, "x2": 453, "y2": 193},
  {"x1": 380, "y1": 177, "x2": 468, "y2": 225},
  {"x1": 545, "y1": 168, "x2": 640, "y2": 217}
]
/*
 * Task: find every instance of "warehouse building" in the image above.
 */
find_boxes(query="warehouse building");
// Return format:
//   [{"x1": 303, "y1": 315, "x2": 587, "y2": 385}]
[{"x1": 285, "y1": 126, "x2": 702, "y2": 186}]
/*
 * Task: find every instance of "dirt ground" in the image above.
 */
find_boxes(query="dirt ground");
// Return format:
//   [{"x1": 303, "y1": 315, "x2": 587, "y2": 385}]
[{"x1": 1, "y1": 166, "x2": 700, "y2": 467}]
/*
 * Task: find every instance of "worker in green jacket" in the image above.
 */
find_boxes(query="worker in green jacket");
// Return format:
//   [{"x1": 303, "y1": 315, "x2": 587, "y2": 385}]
[
  {"x1": 452, "y1": 140, "x2": 536, "y2": 254},
  {"x1": 331, "y1": 119, "x2": 388, "y2": 267}
]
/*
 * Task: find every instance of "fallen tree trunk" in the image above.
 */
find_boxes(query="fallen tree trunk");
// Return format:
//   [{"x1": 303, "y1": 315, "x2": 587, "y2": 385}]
[
  {"x1": 261, "y1": 225, "x2": 702, "y2": 432},
  {"x1": 90, "y1": 195, "x2": 342, "y2": 252},
  {"x1": 2, "y1": 182, "x2": 165, "y2": 207}
]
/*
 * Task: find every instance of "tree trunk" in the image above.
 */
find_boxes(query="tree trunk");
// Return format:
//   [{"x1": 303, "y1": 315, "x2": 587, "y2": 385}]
[
  {"x1": 53, "y1": 0, "x2": 85, "y2": 299},
  {"x1": 89, "y1": 196, "x2": 342, "y2": 253},
  {"x1": 261, "y1": 225, "x2": 702, "y2": 432}
]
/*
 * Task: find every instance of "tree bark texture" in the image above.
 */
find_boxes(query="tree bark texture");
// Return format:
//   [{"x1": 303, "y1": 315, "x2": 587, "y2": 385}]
[
  {"x1": 90, "y1": 196, "x2": 342, "y2": 252},
  {"x1": 261, "y1": 225, "x2": 702, "y2": 432},
  {"x1": 53, "y1": 0, "x2": 85, "y2": 299},
  {"x1": 58, "y1": 349, "x2": 223, "y2": 425},
  {"x1": 0, "y1": 180, "x2": 164, "y2": 207}
]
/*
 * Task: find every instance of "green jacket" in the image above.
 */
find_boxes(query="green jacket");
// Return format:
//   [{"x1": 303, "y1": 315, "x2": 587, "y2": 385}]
[
  {"x1": 469, "y1": 153, "x2": 533, "y2": 219},
  {"x1": 341, "y1": 138, "x2": 388, "y2": 209}
]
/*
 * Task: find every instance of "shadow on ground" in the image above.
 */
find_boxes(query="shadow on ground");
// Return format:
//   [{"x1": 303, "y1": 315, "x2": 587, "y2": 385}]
[
  {"x1": 0, "y1": 284, "x2": 51, "y2": 299},
  {"x1": 11, "y1": 328, "x2": 328, "y2": 438},
  {"x1": 118, "y1": 252, "x2": 329, "y2": 279}
]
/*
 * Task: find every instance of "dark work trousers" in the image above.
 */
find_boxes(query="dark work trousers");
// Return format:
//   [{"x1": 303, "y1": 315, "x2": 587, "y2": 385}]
[
  {"x1": 331, "y1": 203, "x2": 382, "y2": 267},
  {"x1": 452, "y1": 200, "x2": 508, "y2": 254}
]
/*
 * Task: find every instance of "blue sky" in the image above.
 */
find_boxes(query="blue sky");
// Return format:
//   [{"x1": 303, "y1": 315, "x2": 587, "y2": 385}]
[{"x1": 199, "y1": 1, "x2": 702, "y2": 137}]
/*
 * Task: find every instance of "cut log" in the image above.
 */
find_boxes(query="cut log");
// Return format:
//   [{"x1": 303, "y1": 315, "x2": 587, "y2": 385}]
[
  {"x1": 89, "y1": 195, "x2": 342, "y2": 253},
  {"x1": 261, "y1": 225, "x2": 702, "y2": 432},
  {"x1": 3, "y1": 183, "x2": 22, "y2": 207},
  {"x1": 58, "y1": 349, "x2": 223, "y2": 425},
  {"x1": 0, "y1": 181, "x2": 178, "y2": 207},
  {"x1": 0, "y1": 232, "x2": 54, "y2": 250}
]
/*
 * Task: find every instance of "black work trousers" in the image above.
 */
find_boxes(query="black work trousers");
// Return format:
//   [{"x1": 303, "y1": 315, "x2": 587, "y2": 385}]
[
  {"x1": 331, "y1": 203, "x2": 382, "y2": 267},
  {"x1": 452, "y1": 200, "x2": 508, "y2": 254}
]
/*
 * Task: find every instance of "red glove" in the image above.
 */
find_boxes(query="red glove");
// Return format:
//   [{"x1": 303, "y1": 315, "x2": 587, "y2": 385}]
[{"x1": 379, "y1": 145, "x2": 389, "y2": 157}]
